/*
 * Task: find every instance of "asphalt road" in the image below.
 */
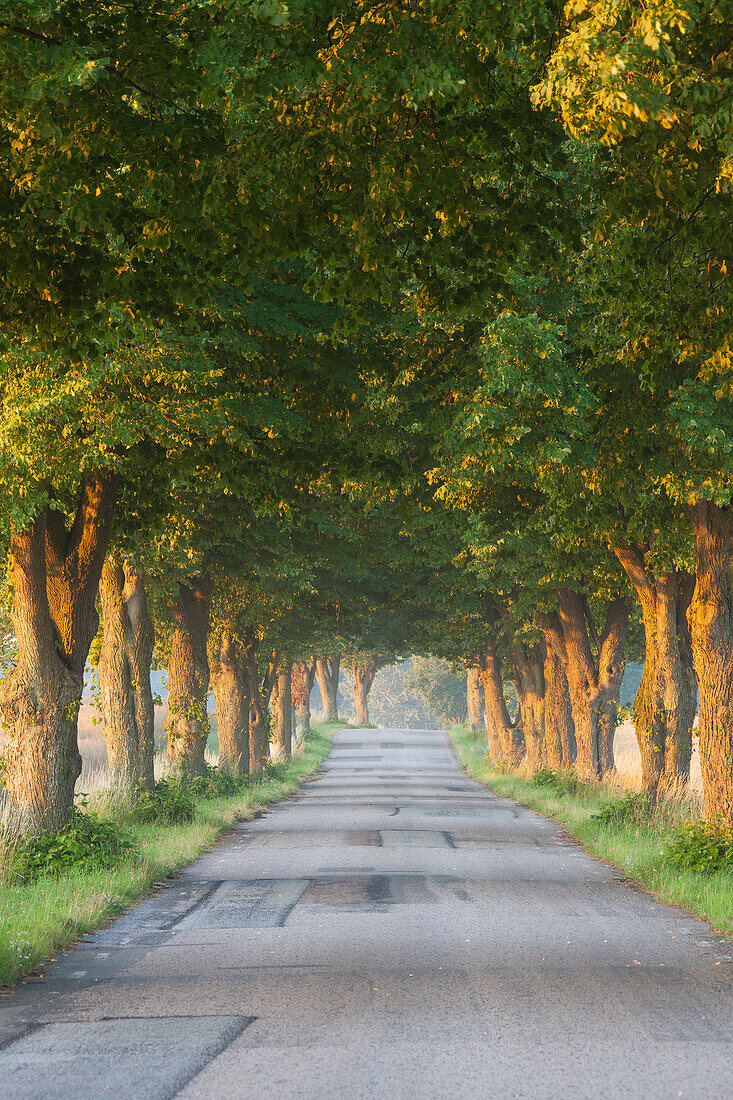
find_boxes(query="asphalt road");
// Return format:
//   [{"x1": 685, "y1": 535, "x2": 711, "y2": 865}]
[{"x1": 2, "y1": 727, "x2": 733, "y2": 1099}]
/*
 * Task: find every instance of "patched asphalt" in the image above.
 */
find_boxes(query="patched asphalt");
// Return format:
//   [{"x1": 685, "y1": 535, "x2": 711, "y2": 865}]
[{"x1": 1, "y1": 727, "x2": 732, "y2": 1098}]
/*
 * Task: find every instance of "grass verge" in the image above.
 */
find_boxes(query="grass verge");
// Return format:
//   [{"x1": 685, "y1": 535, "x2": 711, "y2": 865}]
[
  {"x1": 450, "y1": 727, "x2": 733, "y2": 936},
  {"x1": 0, "y1": 727, "x2": 332, "y2": 988}
]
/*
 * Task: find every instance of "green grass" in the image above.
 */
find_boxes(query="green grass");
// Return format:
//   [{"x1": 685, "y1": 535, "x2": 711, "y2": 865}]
[
  {"x1": 0, "y1": 728, "x2": 331, "y2": 988},
  {"x1": 450, "y1": 727, "x2": 733, "y2": 936}
]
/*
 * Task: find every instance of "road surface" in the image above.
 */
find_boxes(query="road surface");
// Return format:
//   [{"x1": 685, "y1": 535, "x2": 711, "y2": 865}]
[{"x1": 1, "y1": 727, "x2": 732, "y2": 1098}]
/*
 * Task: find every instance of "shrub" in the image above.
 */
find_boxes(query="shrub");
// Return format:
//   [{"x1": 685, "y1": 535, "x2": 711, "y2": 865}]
[
  {"x1": 593, "y1": 793, "x2": 655, "y2": 826},
  {"x1": 189, "y1": 764, "x2": 245, "y2": 799},
  {"x1": 128, "y1": 778, "x2": 196, "y2": 825},
  {"x1": 667, "y1": 820, "x2": 733, "y2": 872},
  {"x1": 531, "y1": 768, "x2": 559, "y2": 789},
  {"x1": 12, "y1": 810, "x2": 133, "y2": 882},
  {"x1": 529, "y1": 768, "x2": 583, "y2": 796}
]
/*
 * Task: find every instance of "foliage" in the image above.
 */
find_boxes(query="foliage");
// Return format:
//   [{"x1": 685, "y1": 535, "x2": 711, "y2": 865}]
[
  {"x1": 9, "y1": 809, "x2": 133, "y2": 883},
  {"x1": 667, "y1": 821, "x2": 733, "y2": 873},
  {"x1": 405, "y1": 656, "x2": 468, "y2": 729},
  {"x1": 188, "y1": 764, "x2": 244, "y2": 800},
  {"x1": 593, "y1": 793, "x2": 656, "y2": 827},
  {"x1": 529, "y1": 768, "x2": 584, "y2": 797},
  {"x1": 128, "y1": 778, "x2": 196, "y2": 826}
]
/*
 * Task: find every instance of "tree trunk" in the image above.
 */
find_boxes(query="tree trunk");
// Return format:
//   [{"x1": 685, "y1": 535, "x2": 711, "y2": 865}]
[
  {"x1": 479, "y1": 639, "x2": 524, "y2": 763},
  {"x1": 98, "y1": 559, "x2": 155, "y2": 794},
  {"x1": 271, "y1": 660, "x2": 293, "y2": 759},
  {"x1": 315, "y1": 656, "x2": 340, "y2": 722},
  {"x1": 615, "y1": 546, "x2": 697, "y2": 795},
  {"x1": 210, "y1": 629, "x2": 249, "y2": 777},
  {"x1": 0, "y1": 476, "x2": 116, "y2": 834},
  {"x1": 165, "y1": 576, "x2": 211, "y2": 778},
  {"x1": 542, "y1": 643, "x2": 575, "y2": 770},
  {"x1": 466, "y1": 667, "x2": 483, "y2": 732},
  {"x1": 244, "y1": 635, "x2": 269, "y2": 775},
  {"x1": 542, "y1": 592, "x2": 628, "y2": 780},
  {"x1": 352, "y1": 659, "x2": 376, "y2": 726},
  {"x1": 688, "y1": 502, "x2": 733, "y2": 823},
  {"x1": 511, "y1": 645, "x2": 545, "y2": 773},
  {"x1": 291, "y1": 658, "x2": 314, "y2": 742}
]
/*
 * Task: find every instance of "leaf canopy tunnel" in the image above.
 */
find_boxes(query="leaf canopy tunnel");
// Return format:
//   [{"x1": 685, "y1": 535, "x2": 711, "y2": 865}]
[{"x1": 0, "y1": 0, "x2": 731, "y2": 831}]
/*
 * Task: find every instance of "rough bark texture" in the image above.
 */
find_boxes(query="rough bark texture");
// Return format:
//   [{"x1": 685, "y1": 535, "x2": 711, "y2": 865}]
[
  {"x1": 315, "y1": 656, "x2": 340, "y2": 721},
  {"x1": 210, "y1": 629, "x2": 249, "y2": 777},
  {"x1": 98, "y1": 559, "x2": 155, "y2": 794},
  {"x1": 165, "y1": 576, "x2": 212, "y2": 778},
  {"x1": 542, "y1": 644, "x2": 576, "y2": 770},
  {"x1": 511, "y1": 645, "x2": 545, "y2": 773},
  {"x1": 466, "y1": 667, "x2": 484, "y2": 732},
  {"x1": 244, "y1": 635, "x2": 269, "y2": 775},
  {"x1": 542, "y1": 592, "x2": 628, "y2": 780},
  {"x1": 479, "y1": 639, "x2": 524, "y2": 763},
  {"x1": 292, "y1": 658, "x2": 315, "y2": 742},
  {"x1": 352, "y1": 658, "x2": 377, "y2": 726},
  {"x1": 615, "y1": 545, "x2": 697, "y2": 796},
  {"x1": 688, "y1": 502, "x2": 733, "y2": 822},
  {"x1": 270, "y1": 661, "x2": 293, "y2": 759},
  {"x1": 0, "y1": 476, "x2": 116, "y2": 834}
]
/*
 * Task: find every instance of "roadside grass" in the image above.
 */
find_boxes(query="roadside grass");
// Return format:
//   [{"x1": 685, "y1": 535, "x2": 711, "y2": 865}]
[
  {"x1": 450, "y1": 727, "x2": 733, "y2": 936},
  {"x1": 0, "y1": 727, "x2": 332, "y2": 988}
]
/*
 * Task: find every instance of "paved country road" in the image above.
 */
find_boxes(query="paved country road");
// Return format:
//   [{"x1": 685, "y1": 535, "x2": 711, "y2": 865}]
[{"x1": 2, "y1": 728, "x2": 733, "y2": 1099}]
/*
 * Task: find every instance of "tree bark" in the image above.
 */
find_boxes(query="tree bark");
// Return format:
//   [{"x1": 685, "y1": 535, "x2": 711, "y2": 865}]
[
  {"x1": 270, "y1": 660, "x2": 293, "y2": 759},
  {"x1": 352, "y1": 658, "x2": 376, "y2": 726},
  {"x1": 315, "y1": 655, "x2": 340, "y2": 722},
  {"x1": 165, "y1": 576, "x2": 212, "y2": 778},
  {"x1": 542, "y1": 643, "x2": 575, "y2": 770},
  {"x1": 243, "y1": 634, "x2": 269, "y2": 775},
  {"x1": 615, "y1": 545, "x2": 697, "y2": 795},
  {"x1": 479, "y1": 638, "x2": 524, "y2": 763},
  {"x1": 542, "y1": 592, "x2": 628, "y2": 780},
  {"x1": 0, "y1": 475, "x2": 116, "y2": 834},
  {"x1": 466, "y1": 666, "x2": 483, "y2": 732},
  {"x1": 98, "y1": 559, "x2": 155, "y2": 794},
  {"x1": 511, "y1": 645, "x2": 545, "y2": 773},
  {"x1": 210, "y1": 628, "x2": 249, "y2": 777},
  {"x1": 688, "y1": 502, "x2": 733, "y2": 822},
  {"x1": 291, "y1": 658, "x2": 315, "y2": 743}
]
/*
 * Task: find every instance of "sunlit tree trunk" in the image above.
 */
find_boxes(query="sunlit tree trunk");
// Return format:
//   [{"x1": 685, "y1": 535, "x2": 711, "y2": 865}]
[
  {"x1": 98, "y1": 559, "x2": 155, "y2": 794},
  {"x1": 271, "y1": 660, "x2": 293, "y2": 759},
  {"x1": 244, "y1": 635, "x2": 268, "y2": 775},
  {"x1": 542, "y1": 643, "x2": 575, "y2": 770},
  {"x1": 315, "y1": 655, "x2": 340, "y2": 721},
  {"x1": 479, "y1": 638, "x2": 524, "y2": 763},
  {"x1": 0, "y1": 476, "x2": 116, "y2": 834},
  {"x1": 165, "y1": 576, "x2": 211, "y2": 778},
  {"x1": 615, "y1": 545, "x2": 696, "y2": 796},
  {"x1": 352, "y1": 657, "x2": 377, "y2": 726},
  {"x1": 542, "y1": 592, "x2": 628, "y2": 780},
  {"x1": 210, "y1": 628, "x2": 249, "y2": 777},
  {"x1": 466, "y1": 666, "x2": 483, "y2": 732},
  {"x1": 511, "y1": 644, "x2": 545, "y2": 773},
  {"x1": 292, "y1": 658, "x2": 315, "y2": 742},
  {"x1": 688, "y1": 502, "x2": 733, "y2": 823}
]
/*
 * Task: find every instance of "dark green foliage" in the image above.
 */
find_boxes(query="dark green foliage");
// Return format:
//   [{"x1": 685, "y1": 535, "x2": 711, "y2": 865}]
[
  {"x1": 593, "y1": 794, "x2": 656, "y2": 826},
  {"x1": 11, "y1": 810, "x2": 133, "y2": 882},
  {"x1": 188, "y1": 765, "x2": 244, "y2": 800},
  {"x1": 128, "y1": 778, "x2": 196, "y2": 826},
  {"x1": 529, "y1": 768, "x2": 584, "y2": 796},
  {"x1": 531, "y1": 768, "x2": 558, "y2": 788},
  {"x1": 667, "y1": 822, "x2": 733, "y2": 873}
]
